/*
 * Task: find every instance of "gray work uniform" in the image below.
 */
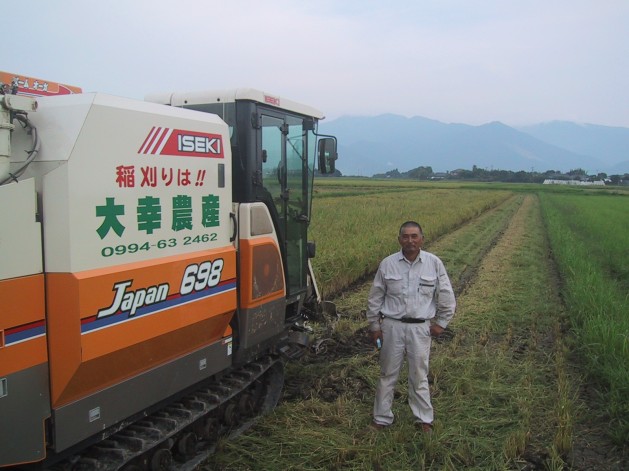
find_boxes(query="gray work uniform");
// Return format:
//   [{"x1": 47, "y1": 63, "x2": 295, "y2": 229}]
[{"x1": 366, "y1": 249, "x2": 456, "y2": 426}]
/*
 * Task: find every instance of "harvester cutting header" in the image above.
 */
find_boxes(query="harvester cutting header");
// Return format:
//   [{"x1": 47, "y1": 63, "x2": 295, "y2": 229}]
[{"x1": 0, "y1": 71, "x2": 337, "y2": 470}]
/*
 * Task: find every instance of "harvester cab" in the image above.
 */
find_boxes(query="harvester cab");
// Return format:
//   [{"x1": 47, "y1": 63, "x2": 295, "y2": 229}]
[{"x1": 146, "y1": 88, "x2": 338, "y2": 359}]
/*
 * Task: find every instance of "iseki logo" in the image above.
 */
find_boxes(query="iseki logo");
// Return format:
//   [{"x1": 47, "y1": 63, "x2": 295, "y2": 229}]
[
  {"x1": 177, "y1": 134, "x2": 221, "y2": 155},
  {"x1": 139, "y1": 127, "x2": 224, "y2": 158}
]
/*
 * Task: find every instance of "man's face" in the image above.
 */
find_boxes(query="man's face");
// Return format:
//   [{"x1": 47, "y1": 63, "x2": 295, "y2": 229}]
[{"x1": 398, "y1": 226, "x2": 424, "y2": 256}]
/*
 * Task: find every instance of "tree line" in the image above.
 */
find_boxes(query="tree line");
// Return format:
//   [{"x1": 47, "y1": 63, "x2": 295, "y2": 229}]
[{"x1": 370, "y1": 165, "x2": 629, "y2": 184}]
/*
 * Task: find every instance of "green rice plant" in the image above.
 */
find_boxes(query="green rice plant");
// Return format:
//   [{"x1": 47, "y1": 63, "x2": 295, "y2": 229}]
[
  {"x1": 541, "y1": 194, "x2": 629, "y2": 290},
  {"x1": 310, "y1": 187, "x2": 512, "y2": 297},
  {"x1": 539, "y1": 192, "x2": 629, "y2": 444}
]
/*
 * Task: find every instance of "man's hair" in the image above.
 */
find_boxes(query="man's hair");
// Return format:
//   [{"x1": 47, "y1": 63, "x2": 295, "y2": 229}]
[{"x1": 399, "y1": 221, "x2": 424, "y2": 236}]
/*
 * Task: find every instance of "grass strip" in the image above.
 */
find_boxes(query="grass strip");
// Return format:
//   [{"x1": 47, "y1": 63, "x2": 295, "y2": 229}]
[{"x1": 539, "y1": 192, "x2": 629, "y2": 445}]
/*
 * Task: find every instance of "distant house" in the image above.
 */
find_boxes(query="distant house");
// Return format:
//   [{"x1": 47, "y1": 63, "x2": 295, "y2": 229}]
[
  {"x1": 542, "y1": 179, "x2": 605, "y2": 186},
  {"x1": 430, "y1": 172, "x2": 448, "y2": 180}
]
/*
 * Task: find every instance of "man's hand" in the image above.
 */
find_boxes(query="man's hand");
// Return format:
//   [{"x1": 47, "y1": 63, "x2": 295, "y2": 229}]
[
  {"x1": 430, "y1": 324, "x2": 445, "y2": 337},
  {"x1": 371, "y1": 330, "x2": 383, "y2": 348}
]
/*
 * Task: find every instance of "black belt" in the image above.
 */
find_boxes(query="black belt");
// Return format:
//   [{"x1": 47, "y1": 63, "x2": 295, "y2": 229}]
[{"x1": 380, "y1": 313, "x2": 426, "y2": 324}]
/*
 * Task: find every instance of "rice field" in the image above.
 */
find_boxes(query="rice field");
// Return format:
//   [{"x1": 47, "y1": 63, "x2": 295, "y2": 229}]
[
  {"x1": 310, "y1": 184, "x2": 512, "y2": 297},
  {"x1": 204, "y1": 180, "x2": 629, "y2": 470},
  {"x1": 539, "y1": 192, "x2": 629, "y2": 444}
]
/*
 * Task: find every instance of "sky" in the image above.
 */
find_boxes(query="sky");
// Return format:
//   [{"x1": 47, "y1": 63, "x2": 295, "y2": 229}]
[{"x1": 4, "y1": 0, "x2": 629, "y2": 128}]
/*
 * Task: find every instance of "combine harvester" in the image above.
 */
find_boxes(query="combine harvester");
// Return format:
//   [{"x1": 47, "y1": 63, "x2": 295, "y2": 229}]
[{"x1": 0, "y1": 71, "x2": 337, "y2": 470}]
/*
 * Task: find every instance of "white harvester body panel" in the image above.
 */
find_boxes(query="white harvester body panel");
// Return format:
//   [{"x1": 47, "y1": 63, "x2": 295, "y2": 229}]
[
  {"x1": 12, "y1": 93, "x2": 233, "y2": 273},
  {"x1": 0, "y1": 178, "x2": 42, "y2": 279}
]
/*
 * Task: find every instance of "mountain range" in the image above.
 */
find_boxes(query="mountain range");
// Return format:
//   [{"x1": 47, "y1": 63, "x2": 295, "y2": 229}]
[{"x1": 318, "y1": 114, "x2": 629, "y2": 177}]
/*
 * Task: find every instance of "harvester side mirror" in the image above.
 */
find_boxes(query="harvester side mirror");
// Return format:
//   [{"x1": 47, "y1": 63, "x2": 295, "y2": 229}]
[{"x1": 318, "y1": 138, "x2": 337, "y2": 174}]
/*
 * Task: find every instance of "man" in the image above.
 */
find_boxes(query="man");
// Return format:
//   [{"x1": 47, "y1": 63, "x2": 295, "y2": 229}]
[{"x1": 367, "y1": 221, "x2": 456, "y2": 432}]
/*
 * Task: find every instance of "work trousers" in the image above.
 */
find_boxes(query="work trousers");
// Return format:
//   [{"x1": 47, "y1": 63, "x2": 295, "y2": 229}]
[{"x1": 373, "y1": 317, "x2": 433, "y2": 426}]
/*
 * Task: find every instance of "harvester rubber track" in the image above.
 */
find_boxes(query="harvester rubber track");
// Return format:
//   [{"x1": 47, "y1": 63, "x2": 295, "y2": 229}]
[{"x1": 50, "y1": 355, "x2": 284, "y2": 471}]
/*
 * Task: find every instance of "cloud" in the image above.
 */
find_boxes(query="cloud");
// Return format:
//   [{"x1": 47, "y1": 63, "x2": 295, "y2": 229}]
[{"x1": 4, "y1": 0, "x2": 629, "y2": 127}]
